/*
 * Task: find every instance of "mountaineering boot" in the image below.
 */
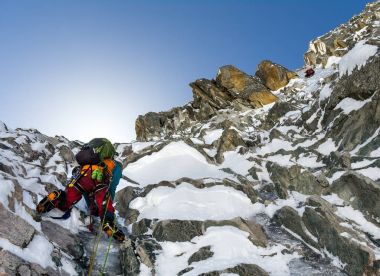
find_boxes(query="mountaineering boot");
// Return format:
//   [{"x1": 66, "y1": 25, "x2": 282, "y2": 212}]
[
  {"x1": 103, "y1": 222, "x2": 125, "y2": 242},
  {"x1": 36, "y1": 190, "x2": 64, "y2": 213}
]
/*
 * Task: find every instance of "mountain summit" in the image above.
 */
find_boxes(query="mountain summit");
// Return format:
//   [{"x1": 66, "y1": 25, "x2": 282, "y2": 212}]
[{"x1": 0, "y1": 1, "x2": 379, "y2": 275}]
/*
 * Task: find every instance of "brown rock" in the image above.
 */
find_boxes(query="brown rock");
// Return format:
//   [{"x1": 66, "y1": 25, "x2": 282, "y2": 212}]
[{"x1": 255, "y1": 60, "x2": 297, "y2": 91}]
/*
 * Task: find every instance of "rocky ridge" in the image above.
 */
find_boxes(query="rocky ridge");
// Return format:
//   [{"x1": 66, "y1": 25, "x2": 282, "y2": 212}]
[{"x1": 0, "y1": 1, "x2": 379, "y2": 276}]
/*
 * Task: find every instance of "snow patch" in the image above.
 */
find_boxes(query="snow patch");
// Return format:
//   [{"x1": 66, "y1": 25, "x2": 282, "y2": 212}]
[
  {"x1": 130, "y1": 183, "x2": 264, "y2": 221},
  {"x1": 339, "y1": 40, "x2": 378, "y2": 77}
]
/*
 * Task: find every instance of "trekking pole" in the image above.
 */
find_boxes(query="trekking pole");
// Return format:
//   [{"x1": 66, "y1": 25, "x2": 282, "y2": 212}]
[{"x1": 88, "y1": 195, "x2": 111, "y2": 276}]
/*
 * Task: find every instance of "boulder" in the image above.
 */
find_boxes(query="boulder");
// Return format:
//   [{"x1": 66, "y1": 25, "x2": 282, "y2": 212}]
[
  {"x1": 41, "y1": 221, "x2": 84, "y2": 259},
  {"x1": 135, "y1": 238, "x2": 162, "y2": 268},
  {"x1": 328, "y1": 171, "x2": 380, "y2": 226},
  {"x1": 216, "y1": 128, "x2": 246, "y2": 163},
  {"x1": 216, "y1": 65, "x2": 266, "y2": 97},
  {"x1": 255, "y1": 60, "x2": 297, "y2": 91},
  {"x1": 190, "y1": 78, "x2": 232, "y2": 110},
  {"x1": 152, "y1": 220, "x2": 203, "y2": 242},
  {"x1": 198, "y1": 263, "x2": 269, "y2": 276},
  {"x1": 0, "y1": 204, "x2": 35, "y2": 248},
  {"x1": 188, "y1": 246, "x2": 214, "y2": 265},
  {"x1": 120, "y1": 238, "x2": 141, "y2": 276},
  {"x1": 266, "y1": 162, "x2": 324, "y2": 195}
]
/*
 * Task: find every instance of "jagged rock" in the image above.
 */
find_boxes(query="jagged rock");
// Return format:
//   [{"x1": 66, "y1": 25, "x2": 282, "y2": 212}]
[
  {"x1": 132, "y1": 218, "x2": 153, "y2": 236},
  {"x1": 191, "y1": 78, "x2": 232, "y2": 110},
  {"x1": 152, "y1": 220, "x2": 203, "y2": 242},
  {"x1": 274, "y1": 196, "x2": 380, "y2": 276},
  {"x1": 115, "y1": 186, "x2": 139, "y2": 218},
  {"x1": 216, "y1": 128, "x2": 246, "y2": 163},
  {"x1": 255, "y1": 60, "x2": 297, "y2": 91},
  {"x1": 304, "y1": 1, "x2": 380, "y2": 67},
  {"x1": 188, "y1": 246, "x2": 214, "y2": 264},
  {"x1": 0, "y1": 204, "x2": 35, "y2": 247},
  {"x1": 58, "y1": 145, "x2": 75, "y2": 163},
  {"x1": 266, "y1": 162, "x2": 324, "y2": 195},
  {"x1": 321, "y1": 55, "x2": 380, "y2": 152},
  {"x1": 272, "y1": 206, "x2": 318, "y2": 248},
  {"x1": 216, "y1": 65, "x2": 267, "y2": 97},
  {"x1": 262, "y1": 101, "x2": 294, "y2": 129},
  {"x1": 303, "y1": 196, "x2": 379, "y2": 276},
  {"x1": 324, "y1": 151, "x2": 351, "y2": 170},
  {"x1": 41, "y1": 221, "x2": 84, "y2": 259},
  {"x1": 224, "y1": 263, "x2": 269, "y2": 276},
  {"x1": 0, "y1": 250, "x2": 56, "y2": 276},
  {"x1": 204, "y1": 217, "x2": 268, "y2": 247},
  {"x1": 152, "y1": 218, "x2": 267, "y2": 247},
  {"x1": 120, "y1": 238, "x2": 141, "y2": 275},
  {"x1": 328, "y1": 171, "x2": 380, "y2": 226},
  {"x1": 199, "y1": 263, "x2": 269, "y2": 276},
  {"x1": 135, "y1": 238, "x2": 162, "y2": 268}
]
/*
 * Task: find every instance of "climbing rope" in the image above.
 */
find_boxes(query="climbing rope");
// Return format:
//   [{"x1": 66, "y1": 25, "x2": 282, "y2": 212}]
[
  {"x1": 100, "y1": 215, "x2": 117, "y2": 275},
  {"x1": 88, "y1": 194, "x2": 111, "y2": 276}
]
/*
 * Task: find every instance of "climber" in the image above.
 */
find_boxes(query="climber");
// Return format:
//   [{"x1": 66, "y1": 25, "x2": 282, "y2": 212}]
[
  {"x1": 305, "y1": 67, "x2": 315, "y2": 78},
  {"x1": 36, "y1": 138, "x2": 125, "y2": 242}
]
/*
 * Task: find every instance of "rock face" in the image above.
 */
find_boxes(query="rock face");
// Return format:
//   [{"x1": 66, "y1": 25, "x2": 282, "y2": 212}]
[
  {"x1": 328, "y1": 171, "x2": 380, "y2": 225},
  {"x1": 0, "y1": 204, "x2": 35, "y2": 248},
  {"x1": 274, "y1": 196, "x2": 380, "y2": 276},
  {"x1": 135, "y1": 64, "x2": 280, "y2": 141},
  {"x1": 255, "y1": 60, "x2": 298, "y2": 91},
  {"x1": 304, "y1": 1, "x2": 380, "y2": 67}
]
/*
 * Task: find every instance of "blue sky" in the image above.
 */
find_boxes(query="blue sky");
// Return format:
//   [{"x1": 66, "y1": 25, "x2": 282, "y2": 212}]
[{"x1": 0, "y1": 0, "x2": 370, "y2": 142}]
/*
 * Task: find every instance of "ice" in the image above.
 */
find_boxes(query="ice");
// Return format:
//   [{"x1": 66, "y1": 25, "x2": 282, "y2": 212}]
[
  {"x1": 130, "y1": 183, "x2": 264, "y2": 221},
  {"x1": 339, "y1": 40, "x2": 378, "y2": 77},
  {"x1": 123, "y1": 141, "x2": 230, "y2": 186},
  {"x1": 370, "y1": 147, "x2": 380, "y2": 158}
]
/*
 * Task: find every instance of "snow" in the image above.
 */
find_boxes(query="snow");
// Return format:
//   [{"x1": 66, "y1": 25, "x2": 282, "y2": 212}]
[
  {"x1": 221, "y1": 151, "x2": 253, "y2": 176},
  {"x1": 255, "y1": 139, "x2": 294, "y2": 156},
  {"x1": 335, "y1": 205, "x2": 380, "y2": 240},
  {"x1": 351, "y1": 159, "x2": 376, "y2": 169},
  {"x1": 265, "y1": 192, "x2": 309, "y2": 218},
  {"x1": 155, "y1": 226, "x2": 298, "y2": 276},
  {"x1": 334, "y1": 97, "x2": 371, "y2": 115},
  {"x1": 370, "y1": 147, "x2": 380, "y2": 158},
  {"x1": 296, "y1": 154, "x2": 324, "y2": 168},
  {"x1": 132, "y1": 141, "x2": 156, "y2": 152},
  {"x1": 0, "y1": 175, "x2": 14, "y2": 208},
  {"x1": 266, "y1": 154, "x2": 293, "y2": 167},
  {"x1": 351, "y1": 127, "x2": 380, "y2": 155},
  {"x1": 319, "y1": 84, "x2": 332, "y2": 102},
  {"x1": 14, "y1": 201, "x2": 41, "y2": 231},
  {"x1": 316, "y1": 138, "x2": 337, "y2": 155},
  {"x1": 130, "y1": 183, "x2": 264, "y2": 221},
  {"x1": 339, "y1": 40, "x2": 378, "y2": 77},
  {"x1": 356, "y1": 167, "x2": 380, "y2": 181},
  {"x1": 203, "y1": 129, "x2": 223, "y2": 144},
  {"x1": 0, "y1": 235, "x2": 54, "y2": 269},
  {"x1": 123, "y1": 141, "x2": 230, "y2": 186}
]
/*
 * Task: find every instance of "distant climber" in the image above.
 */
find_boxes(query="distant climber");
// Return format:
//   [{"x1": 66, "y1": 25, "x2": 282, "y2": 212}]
[
  {"x1": 36, "y1": 138, "x2": 125, "y2": 242},
  {"x1": 305, "y1": 67, "x2": 315, "y2": 78}
]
